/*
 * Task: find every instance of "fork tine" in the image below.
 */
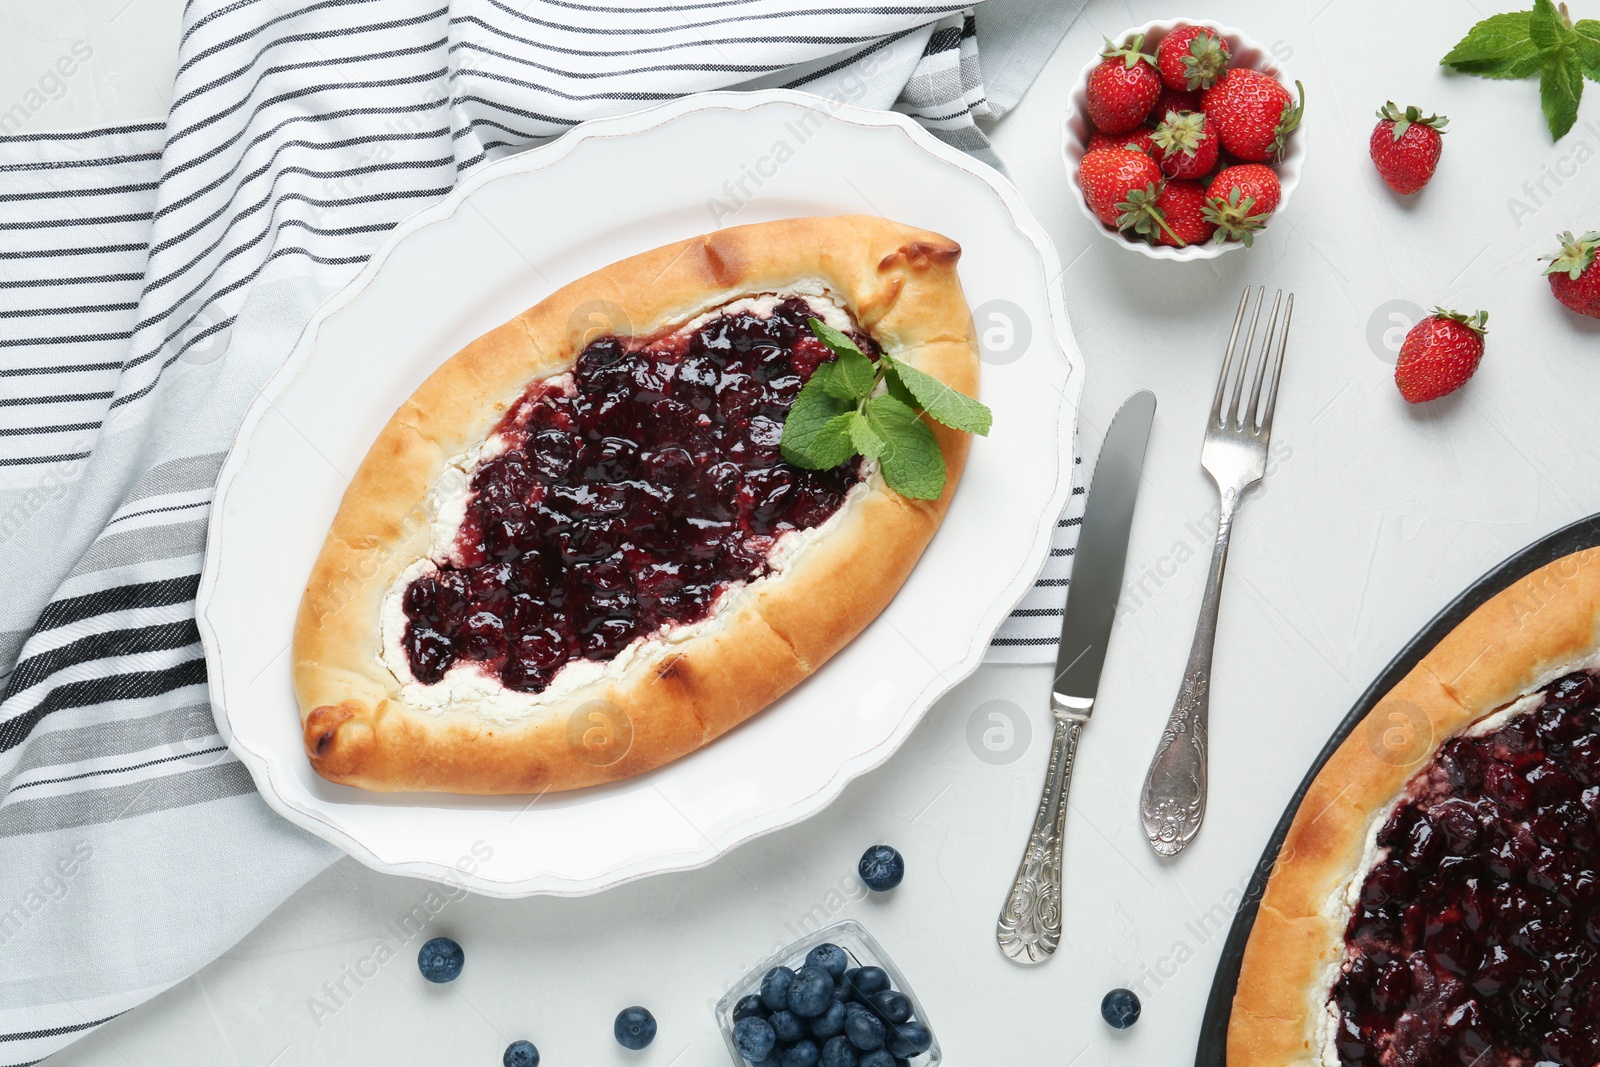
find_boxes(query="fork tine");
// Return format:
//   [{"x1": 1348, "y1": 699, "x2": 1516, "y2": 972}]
[
  {"x1": 1244, "y1": 290, "x2": 1283, "y2": 430},
  {"x1": 1212, "y1": 286, "x2": 1252, "y2": 426},
  {"x1": 1260, "y1": 292, "x2": 1294, "y2": 434},
  {"x1": 1226, "y1": 287, "x2": 1264, "y2": 428}
]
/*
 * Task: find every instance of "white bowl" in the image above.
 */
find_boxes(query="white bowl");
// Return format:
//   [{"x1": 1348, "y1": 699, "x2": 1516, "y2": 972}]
[{"x1": 1061, "y1": 18, "x2": 1307, "y2": 262}]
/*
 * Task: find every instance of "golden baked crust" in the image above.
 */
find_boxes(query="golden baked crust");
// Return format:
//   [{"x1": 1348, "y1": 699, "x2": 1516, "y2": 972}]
[
  {"x1": 1229, "y1": 546, "x2": 1600, "y2": 1065},
  {"x1": 292, "y1": 215, "x2": 978, "y2": 794}
]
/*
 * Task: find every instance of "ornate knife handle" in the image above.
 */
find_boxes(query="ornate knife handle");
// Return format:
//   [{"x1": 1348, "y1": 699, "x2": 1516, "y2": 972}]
[
  {"x1": 996, "y1": 709, "x2": 1086, "y2": 965},
  {"x1": 1140, "y1": 493, "x2": 1235, "y2": 856}
]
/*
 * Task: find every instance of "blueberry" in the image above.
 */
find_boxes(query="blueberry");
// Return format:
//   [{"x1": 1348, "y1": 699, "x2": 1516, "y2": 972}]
[
  {"x1": 734, "y1": 1016, "x2": 777, "y2": 1060},
  {"x1": 842, "y1": 966, "x2": 890, "y2": 1000},
  {"x1": 885, "y1": 1020, "x2": 931, "y2": 1057},
  {"x1": 1101, "y1": 987, "x2": 1141, "y2": 1029},
  {"x1": 858, "y1": 1053, "x2": 895, "y2": 1067},
  {"x1": 734, "y1": 993, "x2": 767, "y2": 1022},
  {"x1": 869, "y1": 990, "x2": 911, "y2": 1025},
  {"x1": 844, "y1": 1009, "x2": 885, "y2": 1051},
  {"x1": 788, "y1": 964, "x2": 834, "y2": 1018},
  {"x1": 821, "y1": 1035, "x2": 859, "y2": 1067},
  {"x1": 810, "y1": 999, "x2": 848, "y2": 1038},
  {"x1": 782, "y1": 1039, "x2": 821, "y2": 1067},
  {"x1": 615, "y1": 1006, "x2": 657, "y2": 1050},
  {"x1": 503, "y1": 1040, "x2": 540, "y2": 1067},
  {"x1": 857, "y1": 845, "x2": 904, "y2": 892},
  {"x1": 416, "y1": 936, "x2": 464, "y2": 983},
  {"x1": 806, "y1": 943, "x2": 849, "y2": 977},
  {"x1": 769, "y1": 1009, "x2": 804, "y2": 1043},
  {"x1": 761, "y1": 966, "x2": 797, "y2": 1011}
]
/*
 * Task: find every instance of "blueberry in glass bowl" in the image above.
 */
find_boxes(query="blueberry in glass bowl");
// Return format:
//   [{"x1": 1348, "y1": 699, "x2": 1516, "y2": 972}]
[{"x1": 715, "y1": 920, "x2": 940, "y2": 1066}]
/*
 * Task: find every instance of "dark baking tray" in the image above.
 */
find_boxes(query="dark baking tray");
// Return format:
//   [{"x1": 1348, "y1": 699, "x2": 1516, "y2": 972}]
[{"x1": 1194, "y1": 511, "x2": 1600, "y2": 1066}]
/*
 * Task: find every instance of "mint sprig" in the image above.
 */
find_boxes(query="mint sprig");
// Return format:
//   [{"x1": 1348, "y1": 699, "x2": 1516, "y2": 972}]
[
  {"x1": 1442, "y1": 0, "x2": 1599, "y2": 139},
  {"x1": 779, "y1": 318, "x2": 991, "y2": 501}
]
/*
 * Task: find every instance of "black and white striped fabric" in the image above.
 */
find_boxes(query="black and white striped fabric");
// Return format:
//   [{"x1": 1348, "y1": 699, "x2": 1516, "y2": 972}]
[{"x1": 0, "y1": 1, "x2": 1082, "y2": 1060}]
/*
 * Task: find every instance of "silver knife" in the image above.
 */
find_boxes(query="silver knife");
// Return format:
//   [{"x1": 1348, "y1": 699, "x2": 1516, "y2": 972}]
[{"x1": 996, "y1": 390, "x2": 1156, "y2": 965}]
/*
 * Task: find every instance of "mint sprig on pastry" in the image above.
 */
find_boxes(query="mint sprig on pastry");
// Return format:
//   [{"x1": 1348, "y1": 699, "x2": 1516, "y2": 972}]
[{"x1": 781, "y1": 318, "x2": 992, "y2": 500}]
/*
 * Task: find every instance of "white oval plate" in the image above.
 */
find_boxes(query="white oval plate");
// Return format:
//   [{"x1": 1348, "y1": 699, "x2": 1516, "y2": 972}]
[{"x1": 198, "y1": 89, "x2": 1085, "y2": 897}]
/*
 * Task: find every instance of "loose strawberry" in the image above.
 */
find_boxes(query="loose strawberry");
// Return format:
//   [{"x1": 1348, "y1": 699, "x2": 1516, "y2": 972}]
[
  {"x1": 1152, "y1": 180, "x2": 1215, "y2": 247},
  {"x1": 1370, "y1": 103, "x2": 1447, "y2": 194},
  {"x1": 1151, "y1": 110, "x2": 1218, "y2": 179},
  {"x1": 1151, "y1": 85, "x2": 1203, "y2": 121},
  {"x1": 1393, "y1": 309, "x2": 1488, "y2": 403},
  {"x1": 1156, "y1": 25, "x2": 1231, "y2": 91},
  {"x1": 1538, "y1": 231, "x2": 1600, "y2": 319},
  {"x1": 1086, "y1": 36, "x2": 1161, "y2": 135},
  {"x1": 1078, "y1": 147, "x2": 1165, "y2": 227},
  {"x1": 1203, "y1": 69, "x2": 1304, "y2": 162},
  {"x1": 1087, "y1": 128, "x2": 1157, "y2": 157},
  {"x1": 1203, "y1": 163, "x2": 1281, "y2": 245}
]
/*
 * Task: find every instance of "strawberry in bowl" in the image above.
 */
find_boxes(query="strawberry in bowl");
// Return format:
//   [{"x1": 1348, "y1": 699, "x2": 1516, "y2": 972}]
[
  {"x1": 1063, "y1": 19, "x2": 1306, "y2": 261},
  {"x1": 1085, "y1": 37, "x2": 1163, "y2": 134},
  {"x1": 1203, "y1": 163, "x2": 1281, "y2": 247}
]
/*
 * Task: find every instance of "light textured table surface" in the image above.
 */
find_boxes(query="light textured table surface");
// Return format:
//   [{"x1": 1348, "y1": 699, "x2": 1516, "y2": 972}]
[{"x1": 11, "y1": 0, "x2": 1600, "y2": 1064}]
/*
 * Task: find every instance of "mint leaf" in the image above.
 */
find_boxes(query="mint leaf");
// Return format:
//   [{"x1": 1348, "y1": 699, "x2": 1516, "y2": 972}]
[
  {"x1": 829, "y1": 347, "x2": 876, "y2": 401},
  {"x1": 1540, "y1": 52, "x2": 1584, "y2": 138},
  {"x1": 884, "y1": 357, "x2": 992, "y2": 436},
  {"x1": 1442, "y1": 11, "x2": 1541, "y2": 78},
  {"x1": 863, "y1": 395, "x2": 945, "y2": 500},
  {"x1": 808, "y1": 316, "x2": 875, "y2": 401},
  {"x1": 820, "y1": 364, "x2": 860, "y2": 402},
  {"x1": 1529, "y1": 0, "x2": 1564, "y2": 51},
  {"x1": 1575, "y1": 19, "x2": 1600, "y2": 78},
  {"x1": 807, "y1": 360, "x2": 837, "y2": 393},
  {"x1": 885, "y1": 369, "x2": 917, "y2": 409},
  {"x1": 1442, "y1": 4, "x2": 1589, "y2": 139},
  {"x1": 807, "y1": 317, "x2": 865, "y2": 360},
  {"x1": 847, "y1": 410, "x2": 886, "y2": 459},
  {"x1": 812, "y1": 413, "x2": 860, "y2": 468},
  {"x1": 781, "y1": 375, "x2": 853, "y2": 469}
]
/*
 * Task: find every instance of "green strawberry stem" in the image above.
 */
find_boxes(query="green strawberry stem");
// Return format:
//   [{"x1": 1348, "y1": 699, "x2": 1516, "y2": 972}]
[
  {"x1": 1152, "y1": 110, "x2": 1207, "y2": 157},
  {"x1": 1101, "y1": 33, "x2": 1156, "y2": 66},
  {"x1": 1201, "y1": 188, "x2": 1268, "y2": 247},
  {"x1": 1540, "y1": 230, "x2": 1600, "y2": 278},
  {"x1": 1433, "y1": 307, "x2": 1489, "y2": 335},
  {"x1": 1270, "y1": 81, "x2": 1307, "y2": 160},
  {"x1": 1115, "y1": 183, "x2": 1186, "y2": 246},
  {"x1": 1180, "y1": 31, "x2": 1229, "y2": 90},
  {"x1": 1377, "y1": 101, "x2": 1449, "y2": 140}
]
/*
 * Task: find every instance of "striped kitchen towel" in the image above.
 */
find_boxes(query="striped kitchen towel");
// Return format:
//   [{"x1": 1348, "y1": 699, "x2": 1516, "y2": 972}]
[{"x1": 0, "y1": 0, "x2": 1085, "y2": 1061}]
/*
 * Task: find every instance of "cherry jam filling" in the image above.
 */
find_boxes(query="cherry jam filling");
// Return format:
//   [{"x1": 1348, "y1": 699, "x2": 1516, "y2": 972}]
[
  {"x1": 1331, "y1": 669, "x2": 1600, "y2": 1067},
  {"x1": 398, "y1": 297, "x2": 867, "y2": 694}
]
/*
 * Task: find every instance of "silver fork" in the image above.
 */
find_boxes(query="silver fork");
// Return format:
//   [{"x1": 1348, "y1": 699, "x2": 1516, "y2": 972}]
[{"x1": 1139, "y1": 286, "x2": 1294, "y2": 858}]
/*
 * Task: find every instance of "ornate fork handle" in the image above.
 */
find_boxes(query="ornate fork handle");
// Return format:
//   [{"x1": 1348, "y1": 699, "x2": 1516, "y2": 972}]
[
  {"x1": 997, "y1": 708, "x2": 1086, "y2": 964},
  {"x1": 1140, "y1": 488, "x2": 1238, "y2": 856}
]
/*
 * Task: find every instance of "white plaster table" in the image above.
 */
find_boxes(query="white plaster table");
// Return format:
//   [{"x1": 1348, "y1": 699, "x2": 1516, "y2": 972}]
[{"x1": 8, "y1": 0, "x2": 1600, "y2": 1063}]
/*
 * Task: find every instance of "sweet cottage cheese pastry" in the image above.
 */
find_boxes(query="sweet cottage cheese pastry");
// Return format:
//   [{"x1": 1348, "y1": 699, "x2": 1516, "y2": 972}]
[
  {"x1": 292, "y1": 216, "x2": 980, "y2": 793},
  {"x1": 1230, "y1": 547, "x2": 1600, "y2": 1066}
]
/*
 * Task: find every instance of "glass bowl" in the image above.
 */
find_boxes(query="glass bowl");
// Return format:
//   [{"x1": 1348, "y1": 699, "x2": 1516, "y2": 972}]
[{"x1": 714, "y1": 920, "x2": 941, "y2": 1065}]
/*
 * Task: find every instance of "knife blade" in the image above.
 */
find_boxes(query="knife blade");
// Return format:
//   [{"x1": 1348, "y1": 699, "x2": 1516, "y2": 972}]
[
  {"x1": 1053, "y1": 389, "x2": 1157, "y2": 712},
  {"x1": 996, "y1": 389, "x2": 1156, "y2": 965}
]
